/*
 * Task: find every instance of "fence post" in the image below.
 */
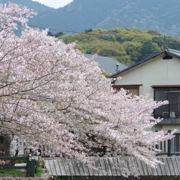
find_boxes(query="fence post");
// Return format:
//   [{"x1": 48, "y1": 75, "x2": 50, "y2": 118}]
[
  {"x1": 26, "y1": 156, "x2": 36, "y2": 177},
  {"x1": 167, "y1": 130, "x2": 171, "y2": 157}
]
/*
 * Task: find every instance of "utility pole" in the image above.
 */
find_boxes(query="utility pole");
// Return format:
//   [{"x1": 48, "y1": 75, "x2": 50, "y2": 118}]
[{"x1": 163, "y1": 35, "x2": 167, "y2": 50}]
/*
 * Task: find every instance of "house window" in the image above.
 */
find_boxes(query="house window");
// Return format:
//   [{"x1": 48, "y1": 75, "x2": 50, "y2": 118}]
[
  {"x1": 154, "y1": 87, "x2": 180, "y2": 118},
  {"x1": 126, "y1": 87, "x2": 139, "y2": 96},
  {"x1": 114, "y1": 85, "x2": 140, "y2": 96}
]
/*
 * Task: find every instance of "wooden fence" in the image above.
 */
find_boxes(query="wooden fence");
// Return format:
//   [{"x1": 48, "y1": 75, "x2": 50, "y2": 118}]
[
  {"x1": 45, "y1": 156, "x2": 180, "y2": 177},
  {"x1": 0, "y1": 156, "x2": 36, "y2": 177}
]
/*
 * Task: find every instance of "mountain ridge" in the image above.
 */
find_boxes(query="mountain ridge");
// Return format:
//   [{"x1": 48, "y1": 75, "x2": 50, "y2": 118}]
[
  {"x1": 31, "y1": 0, "x2": 180, "y2": 36},
  {"x1": 1, "y1": 0, "x2": 180, "y2": 36}
]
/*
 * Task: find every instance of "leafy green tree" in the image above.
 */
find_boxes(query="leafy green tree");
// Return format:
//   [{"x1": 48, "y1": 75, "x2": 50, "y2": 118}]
[
  {"x1": 122, "y1": 41, "x2": 142, "y2": 63},
  {"x1": 85, "y1": 29, "x2": 93, "y2": 33},
  {"x1": 60, "y1": 28, "x2": 180, "y2": 65},
  {"x1": 140, "y1": 40, "x2": 161, "y2": 61}
]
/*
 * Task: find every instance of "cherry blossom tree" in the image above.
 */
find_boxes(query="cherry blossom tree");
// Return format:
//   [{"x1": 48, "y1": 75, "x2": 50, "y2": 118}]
[{"x1": 0, "y1": 2, "x2": 176, "y2": 174}]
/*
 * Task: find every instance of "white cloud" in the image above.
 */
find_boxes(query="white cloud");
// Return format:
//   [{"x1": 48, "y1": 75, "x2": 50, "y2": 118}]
[{"x1": 32, "y1": 0, "x2": 73, "y2": 8}]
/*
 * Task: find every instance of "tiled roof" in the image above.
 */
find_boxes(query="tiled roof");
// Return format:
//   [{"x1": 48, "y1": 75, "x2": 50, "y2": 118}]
[
  {"x1": 84, "y1": 54, "x2": 127, "y2": 74},
  {"x1": 45, "y1": 156, "x2": 180, "y2": 177},
  {"x1": 167, "y1": 48, "x2": 180, "y2": 58}
]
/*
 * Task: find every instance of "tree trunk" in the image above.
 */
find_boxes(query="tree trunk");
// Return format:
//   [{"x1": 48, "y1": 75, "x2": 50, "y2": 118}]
[{"x1": 3, "y1": 135, "x2": 13, "y2": 156}]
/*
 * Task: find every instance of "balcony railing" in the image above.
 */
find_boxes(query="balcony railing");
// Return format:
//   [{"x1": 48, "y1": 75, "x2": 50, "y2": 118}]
[{"x1": 157, "y1": 133, "x2": 180, "y2": 156}]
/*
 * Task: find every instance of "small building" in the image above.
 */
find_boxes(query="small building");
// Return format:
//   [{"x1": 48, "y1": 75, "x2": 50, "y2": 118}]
[{"x1": 10, "y1": 135, "x2": 24, "y2": 156}]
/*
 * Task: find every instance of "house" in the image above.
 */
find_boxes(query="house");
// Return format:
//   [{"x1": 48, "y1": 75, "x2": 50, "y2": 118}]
[{"x1": 110, "y1": 48, "x2": 180, "y2": 155}]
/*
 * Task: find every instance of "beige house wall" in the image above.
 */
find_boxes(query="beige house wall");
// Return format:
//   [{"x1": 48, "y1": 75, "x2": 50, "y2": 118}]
[
  {"x1": 114, "y1": 56, "x2": 180, "y2": 132},
  {"x1": 115, "y1": 56, "x2": 180, "y2": 99}
]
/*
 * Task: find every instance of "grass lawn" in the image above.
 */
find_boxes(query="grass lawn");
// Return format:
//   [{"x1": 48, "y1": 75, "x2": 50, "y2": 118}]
[
  {"x1": 0, "y1": 157, "x2": 43, "y2": 177},
  {"x1": 0, "y1": 167, "x2": 43, "y2": 177},
  {"x1": 0, "y1": 169, "x2": 26, "y2": 177},
  {"x1": 35, "y1": 166, "x2": 43, "y2": 177}
]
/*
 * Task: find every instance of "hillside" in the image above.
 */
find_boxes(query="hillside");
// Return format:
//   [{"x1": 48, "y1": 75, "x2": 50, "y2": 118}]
[
  {"x1": 30, "y1": 0, "x2": 180, "y2": 36},
  {"x1": 57, "y1": 28, "x2": 180, "y2": 65},
  {"x1": 2, "y1": 0, "x2": 180, "y2": 36}
]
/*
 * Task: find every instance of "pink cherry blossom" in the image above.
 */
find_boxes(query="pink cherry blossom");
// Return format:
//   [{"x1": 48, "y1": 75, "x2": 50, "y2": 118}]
[{"x1": 0, "y1": 2, "x2": 176, "y2": 175}]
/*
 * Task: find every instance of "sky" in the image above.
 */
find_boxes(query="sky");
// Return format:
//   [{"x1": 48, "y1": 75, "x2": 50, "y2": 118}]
[{"x1": 32, "y1": 0, "x2": 73, "y2": 8}]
